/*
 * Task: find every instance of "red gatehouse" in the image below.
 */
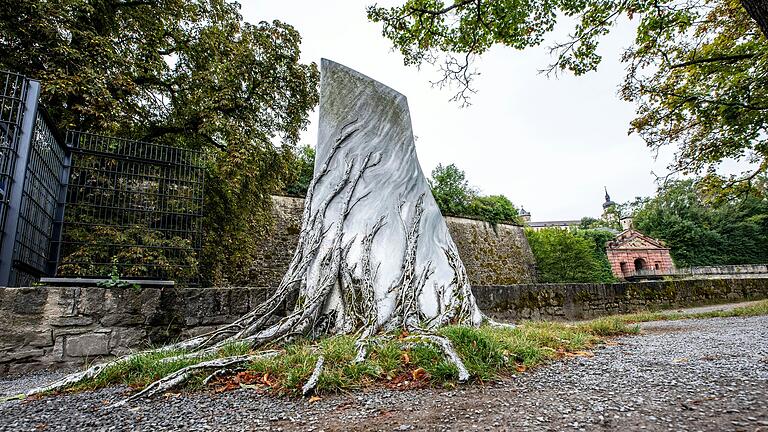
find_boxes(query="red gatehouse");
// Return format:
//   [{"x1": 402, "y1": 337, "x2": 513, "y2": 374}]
[{"x1": 606, "y1": 229, "x2": 675, "y2": 280}]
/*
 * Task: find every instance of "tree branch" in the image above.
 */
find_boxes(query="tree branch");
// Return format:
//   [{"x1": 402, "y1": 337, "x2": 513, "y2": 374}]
[
  {"x1": 669, "y1": 53, "x2": 755, "y2": 69},
  {"x1": 409, "y1": 0, "x2": 477, "y2": 16}
]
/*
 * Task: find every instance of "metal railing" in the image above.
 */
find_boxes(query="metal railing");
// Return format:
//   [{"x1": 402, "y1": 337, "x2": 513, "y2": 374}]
[
  {"x1": 56, "y1": 131, "x2": 204, "y2": 284},
  {"x1": 623, "y1": 264, "x2": 768, "y2": 280}
]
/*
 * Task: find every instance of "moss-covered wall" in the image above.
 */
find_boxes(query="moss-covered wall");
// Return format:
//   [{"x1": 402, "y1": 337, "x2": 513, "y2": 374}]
[
  {"x1": 474, "y1": 278, "x2": 768, "y2": 321},
  {"x1": 444, "y1": 216, "x2": 536, "y2": 285},
  {"x1": 248, "y1": 196, "x2": 537, "y2": 288}
]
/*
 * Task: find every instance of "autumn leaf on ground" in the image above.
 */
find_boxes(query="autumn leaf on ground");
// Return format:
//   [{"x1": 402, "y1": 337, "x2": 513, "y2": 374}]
[
  {"x1": 515, "y1": 364, "x2": 527, "y2": 373},
  {"x1": 309, "y1": 396, "x2": 321, "y2": 403},
  {"x1": 411, "y1": 368, "x2": 427, "y2": 381},
  {"x1": 402, "y1": 352, "x2": 410, "y2": 364}
]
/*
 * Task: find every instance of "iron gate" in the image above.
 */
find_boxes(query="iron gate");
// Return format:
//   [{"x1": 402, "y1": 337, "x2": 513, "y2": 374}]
[{"x1": 0, "y1": 71, "x2": 70, "y2": 286}]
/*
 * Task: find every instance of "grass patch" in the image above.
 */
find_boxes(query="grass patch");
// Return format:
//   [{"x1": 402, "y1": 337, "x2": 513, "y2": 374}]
[
  {"x1": 617, "y1": 299, "x2": 768, "y2": 324},
  {"x1": 66, "y1": 317, "x2": 639, "y2": 396},
  {"x1": 59, "y1": 301, "x2": 768, "y2": 397}
]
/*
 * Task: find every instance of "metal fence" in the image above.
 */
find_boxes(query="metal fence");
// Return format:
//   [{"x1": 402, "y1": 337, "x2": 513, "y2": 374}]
[
  {"x1": 57, "y1": 131, "x2": 204, "y2": 284},
  {"x1": 0, "y1": 72, "x2": 71, "y2": 286}
]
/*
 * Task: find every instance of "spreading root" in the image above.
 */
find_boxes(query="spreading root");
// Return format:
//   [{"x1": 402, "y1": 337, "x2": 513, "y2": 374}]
[{"x1": 22, "y1": 118, "x2": 513, "y2": 404}]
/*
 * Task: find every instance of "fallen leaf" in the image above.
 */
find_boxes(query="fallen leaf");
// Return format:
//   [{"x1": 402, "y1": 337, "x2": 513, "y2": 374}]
[
  {"x1": 515, "y1": 364, "x2": 527, "y2": 373},
  {"x1": 309, "y1": 396, "x2": 321, "y2": 403},
  {"x1": 411, "y1": 368, "x2": 427, "y2": 381},
  {"x1": 402, "y1": 352, "x2": 410, "y2": 364},
  {"x1": 261, "y1": 373, "x2": 276, "y2": 386}
]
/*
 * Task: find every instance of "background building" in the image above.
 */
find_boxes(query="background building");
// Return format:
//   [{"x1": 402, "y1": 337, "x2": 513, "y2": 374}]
[{"x1": 606, "y1": 229, "x2": 675, "y2": 279}]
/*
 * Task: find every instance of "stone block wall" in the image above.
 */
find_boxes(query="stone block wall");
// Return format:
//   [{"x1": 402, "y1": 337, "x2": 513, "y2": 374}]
[
  {"x1": 247, "y1": 196, "x2": 537, "y2": 289},
  {"x1": 475, "y1": 278, "x2": 768, "y2": 321},
  {"x1": 2, "y1": 278, "x2": 766, "y2": 374},
  {"x1": 445, "y1": 216, "x2": 536, "y2": 284},
  {"x1": 0, "y1": 286, "x2": 268, "y2": 375},
  {"x1": 246, "y1": 196, "x2": 305, "y2": 288}
]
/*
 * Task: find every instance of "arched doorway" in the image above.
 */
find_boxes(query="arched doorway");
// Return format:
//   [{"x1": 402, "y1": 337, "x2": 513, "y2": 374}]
[{"x1": 634, "y1": 258, "x2": 647, "y2": 271}]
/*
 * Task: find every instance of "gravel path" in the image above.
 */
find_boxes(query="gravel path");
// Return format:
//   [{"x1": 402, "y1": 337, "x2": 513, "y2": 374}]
[{"x1": 1, "y1": 315, "x2": 766, "y2": 432}]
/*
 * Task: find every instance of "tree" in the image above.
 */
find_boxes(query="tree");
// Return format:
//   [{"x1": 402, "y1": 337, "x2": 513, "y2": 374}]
[
  {"x1": 29, "y1": 60, "x2": 510, "y2": 403},
  {"x1": 429, "y1": 163, "x2": 477, "y2": 215},
  {"x1": 574, "y1": 228, "x2": 618, "y2": 283},
  {"x1": 631, "y1": 178, "x2": 768, "y2": 267},
  {"x1": 467, "y1": 194, "x2": 522, "y2": 225},
  {"x1": 429, "y1": 163, "x2": 522, "y2": 224},
  {"x1": 526, "y1": 228, "x2": 614, "y2": 283},
  {"x1": 368, "y1": 0, "x2": 768, "y2": 188},
  {"x1": 283, "y1": 145, "x2": 316, "y2": 197},
  {"x1": 0, "y1": 0, "x2": 320, "y2": 285}
]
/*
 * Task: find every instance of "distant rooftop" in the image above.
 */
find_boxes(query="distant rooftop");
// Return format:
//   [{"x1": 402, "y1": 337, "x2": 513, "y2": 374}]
[{"x1": 528, "y1": 220, "x2": 580, "y2": 228}]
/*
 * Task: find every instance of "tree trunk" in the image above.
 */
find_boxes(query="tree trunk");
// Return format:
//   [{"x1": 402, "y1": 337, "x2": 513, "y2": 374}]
[
  {"x1": 27, "y1": 59, "x2": 506, "y2": 403},
  {"x1": 741, "y1": 0, "x2": 768, "y2": 39}
]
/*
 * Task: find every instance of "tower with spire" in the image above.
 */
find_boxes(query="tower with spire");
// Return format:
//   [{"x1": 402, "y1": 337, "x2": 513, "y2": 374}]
[{"x1": 602, "y1": 186, "x2": 617, "y2": 221}]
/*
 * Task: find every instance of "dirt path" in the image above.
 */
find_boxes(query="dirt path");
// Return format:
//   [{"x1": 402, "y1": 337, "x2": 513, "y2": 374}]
[{"x1": 1, "y1": 314, "x2": 766, "y2": 431}]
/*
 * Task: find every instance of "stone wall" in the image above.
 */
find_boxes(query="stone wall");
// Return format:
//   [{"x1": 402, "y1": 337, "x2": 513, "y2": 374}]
[
  {"x1": 0, "y1": 286, "x2": 269, "y2": 375},
  {"x1": 246, "y1": 196, "x2": 305, "y2": 288},
  {"x1": 475, "y1": 278, "x2": 768, "y2": 322},
  {"x1": 248, "y1": 196, "x2": 537, "y2": 289},
  {"x1": 2, "y1": 278, "x2": 767, "y2": 374},
  {"x1": 445, "y1": 216, "x2": 536, "y2": 285}
]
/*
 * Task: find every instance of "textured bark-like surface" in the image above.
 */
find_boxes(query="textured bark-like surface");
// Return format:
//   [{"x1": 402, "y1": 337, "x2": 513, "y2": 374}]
[
  {"x1": 307, "y1": 59, "x2": 484, "y2": 331},
  {"x1": 741, "y1": 0, "x2": 768, "y2": 39}
]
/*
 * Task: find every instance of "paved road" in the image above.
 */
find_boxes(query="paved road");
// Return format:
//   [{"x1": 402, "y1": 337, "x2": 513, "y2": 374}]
[{"x1": 1, "y1": 314, "x2": 766, "y2": 431}]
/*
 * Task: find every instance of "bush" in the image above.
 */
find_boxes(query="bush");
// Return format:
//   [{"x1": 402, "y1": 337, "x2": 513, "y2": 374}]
[{"x1": 526, "y1": 228, "x2": 616, "y2": 283}]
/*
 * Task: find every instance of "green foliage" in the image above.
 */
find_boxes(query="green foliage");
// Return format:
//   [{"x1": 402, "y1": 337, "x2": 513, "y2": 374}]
[
  {"x1": 96, "y1": 257, "x2": 141, "y2": 290},
  {"x1": 58, "y1": 225, "x2": 198, "y2": 283},
  {"x1": 0, "y1": 0, "x2": 320, "y2": 286},
  {"x1": 368, "y1": 0, "x2": 768, "y2": 185},
  {"x1": 579, "y1": 216, "x2": 619, "y2": 231},
  {"x1": 630, "y1": 178, "x2": 768, "y2": 267},
  {"x1": 574, "y1": 229, "x2": 619, "y2": 283},
  {"x1": 429, "y1": 163, "x2": 522, "y2": 225},
  {"x1": 429, "y1": 163, "x2": 477, "y2": 216},
  {"x1": 466, "y1": 195, "x2": 521, "y2": 226},
  {"x1": 526, "y1": 228, "x2": 617, "y2": 283},
  {"x1": 282, "y1": 145, "x2": 316, "y2": 197}
]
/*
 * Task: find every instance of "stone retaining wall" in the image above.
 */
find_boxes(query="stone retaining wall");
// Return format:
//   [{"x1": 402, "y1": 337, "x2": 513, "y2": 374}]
[
  {"x1": 0, "y1": 286, "x2": 269, "y2": 375},
  {"x1": 475, "y1": 278, "x2": 768, "y2": 321},
  {"x1": 247, "y1": 196, "x2": 537, "y2": 288},
  {"x1": 2, "y1": 278, "x2": 767, "y2": 374}
]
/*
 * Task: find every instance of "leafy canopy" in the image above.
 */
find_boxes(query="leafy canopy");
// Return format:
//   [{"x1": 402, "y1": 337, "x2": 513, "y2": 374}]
[
  {"x1": 429, "y1": 163, "x2": 522, "y2": 225},
  {"x1": 631, "y1": 178, "x2": 768, "y2": 267},
  {"x1": 0, "y1": 0, "x2": 320, "y2": 285},
  {"x1": 368, "y1": 0, "x2": 768, "y2": 188}
]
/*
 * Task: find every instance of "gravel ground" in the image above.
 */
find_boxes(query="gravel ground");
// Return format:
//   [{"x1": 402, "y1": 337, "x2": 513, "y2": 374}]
[{"x1": 1, "y1": 315, "x2": 766, "y2": 432}]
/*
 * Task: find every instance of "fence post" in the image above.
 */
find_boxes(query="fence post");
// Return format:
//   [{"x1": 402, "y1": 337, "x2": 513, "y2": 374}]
[
  {"x1": 0, "y1": 80, "x2": 40, "y2": 286},
  {"x1": 46, "y1": 132, "x2": 72, "y2": 277}
]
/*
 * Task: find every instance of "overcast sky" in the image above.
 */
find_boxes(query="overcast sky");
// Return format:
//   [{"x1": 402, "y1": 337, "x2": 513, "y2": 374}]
[{"x1": 242, "y1": 0, "x2": 678, "y2": 221}]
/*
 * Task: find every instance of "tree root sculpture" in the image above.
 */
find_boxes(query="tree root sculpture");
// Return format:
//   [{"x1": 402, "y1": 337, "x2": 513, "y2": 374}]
[{"x1": 22, "y1": 60, "x2": 514, "y2": 404}]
